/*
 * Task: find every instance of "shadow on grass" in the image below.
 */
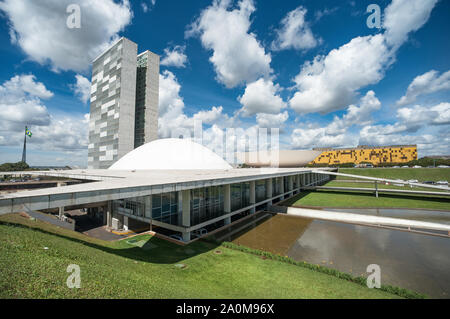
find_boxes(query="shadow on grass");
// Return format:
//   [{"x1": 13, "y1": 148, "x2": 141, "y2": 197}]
[{"x1": 0, "y1": 218, "x2": 219, "y2": 265}]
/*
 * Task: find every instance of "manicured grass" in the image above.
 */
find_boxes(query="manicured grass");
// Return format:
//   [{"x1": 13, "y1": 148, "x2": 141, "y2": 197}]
[
  {"x1": 286, "y1": 167, "x2": 450, "y2": 209},
  {"x1": 326, "y1": 180, "x2": 449, "y2": 193},
  {"x1": 0, "y1": 213, "x2": 402, "y2": 299},
  {"x1": 285, "y1": 189, "x2": 450, "y2": 210},
  {"x1": 337, "y1": 168, "x2": 450, "y2": 182}
]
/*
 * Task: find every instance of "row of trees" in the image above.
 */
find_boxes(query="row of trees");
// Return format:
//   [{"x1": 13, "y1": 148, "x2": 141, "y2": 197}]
[{"x1": 0, "y1": 161, "x2": 30, "y2": 172}]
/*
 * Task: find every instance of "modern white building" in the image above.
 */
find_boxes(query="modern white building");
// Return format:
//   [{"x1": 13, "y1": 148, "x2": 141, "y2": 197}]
[
  {"x1": 0, "y1": 139, "x2": 334, "y2": 242},
  {"x1": 236, "y1": 150, "x2": 323, "y2": 168},
  {"x1": 88, "y1": 38, "x2": 160, "y2": 169}
]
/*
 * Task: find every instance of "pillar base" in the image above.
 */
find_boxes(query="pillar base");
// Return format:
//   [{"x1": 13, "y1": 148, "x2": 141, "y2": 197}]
[
  {"x1": 123, "y1": 216, "x2": 129, "y2": 231},
  {"x1": 58, "y1": 207, "x2": 64, "y2": 219},
  {"x1": 182, "y1": 231, "x2": 191, "y2": 242}
]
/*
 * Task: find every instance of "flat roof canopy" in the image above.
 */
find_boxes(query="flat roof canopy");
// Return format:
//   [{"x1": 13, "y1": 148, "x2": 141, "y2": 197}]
[{"x1": 0, "y1": 168, "x2": 333, "y2": 214}]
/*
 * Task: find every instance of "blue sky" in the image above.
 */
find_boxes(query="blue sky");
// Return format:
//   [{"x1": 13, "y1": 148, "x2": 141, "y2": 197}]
[{"x1": 0, "y1": 0, "x2": 449, "y2": 167}]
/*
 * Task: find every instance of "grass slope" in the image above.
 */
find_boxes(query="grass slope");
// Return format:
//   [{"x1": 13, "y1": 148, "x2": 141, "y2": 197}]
[
  {"x1": 326, "y1": 181, "x2": 449, "y2": 192},
  {"x1": 337, "y1": 168, "x2": 450, "y2": 182},
  {"x1": 284, "y1": 168, "x2": 450, "y2": 210},
  {"x1": 287, "y1": 190, "x2": 450, "y2": 210},
  {"x1": 0, "y1": 214, "x2": 400, "y2": 299}
]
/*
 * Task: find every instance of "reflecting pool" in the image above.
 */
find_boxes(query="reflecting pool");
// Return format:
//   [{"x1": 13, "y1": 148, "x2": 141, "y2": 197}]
[{"x1": 211, "y1": 211, "x2": 450, "y2": 298}]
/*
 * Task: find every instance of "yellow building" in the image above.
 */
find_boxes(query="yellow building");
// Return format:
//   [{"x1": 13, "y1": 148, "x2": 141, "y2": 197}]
[{"x1": 311, "y1": 145, "x2": 417, "y2": 165}]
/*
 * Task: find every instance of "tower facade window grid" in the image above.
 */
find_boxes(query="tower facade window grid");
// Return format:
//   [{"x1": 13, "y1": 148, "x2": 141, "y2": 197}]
[{"x1": 88, "y1": 38, "x2": 160, "y2": 169}]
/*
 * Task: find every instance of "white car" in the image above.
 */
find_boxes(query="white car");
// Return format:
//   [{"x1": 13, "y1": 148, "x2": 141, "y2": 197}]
[
  {"x1": 407, "y1": 179, "x2": 418, "y2": 183},
  {"x1": 436, "y1": 181, "x2": 449, "y2": 185},
  {"x1": 413, "y1": 165, "x2": 422, "y2": 168},
  {"x1": 437, "y1": 165, "x2": 449, "y2": 168}
]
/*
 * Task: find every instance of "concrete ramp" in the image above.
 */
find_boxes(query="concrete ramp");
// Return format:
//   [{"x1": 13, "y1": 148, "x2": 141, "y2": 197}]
[{"x1": 275, "y1": 207, "x2": 450, "y2": 234}]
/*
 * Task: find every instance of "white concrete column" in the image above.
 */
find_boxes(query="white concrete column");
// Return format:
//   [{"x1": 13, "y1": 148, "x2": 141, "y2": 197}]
[
  {"x1": 58, "y1": 206, "x2": 64, "y2": 219},
  {"x1": 123, "y1": 216, "x2": 129, "y2": 231},
  {"x1": 106, "y1": 209, "x2": 112, "y2": 228},
  {"x1": 144, "y1": 195, "x2": 152, "y2": 219},
  {"x1": 296, "y1": 175, "x2": 301, "y2": 192},
  {"x1": 106, "y1": 201, "x2": 112, "y2": 228},
  {"x1": 249, "y1": 181, "x2": 256, "y2": 213},
  {"x1": 375, "y1": 181, "x2": 379, "y2": 198},
  {"x1": 224, "y1": 184, "x2": 231, "y2": 225},
  {"x1": 288, "y1": 176, "x2": 294, "y2": 191},
  {"x1": 181, "y1": 190, "x2": 191, "y2": 241}
]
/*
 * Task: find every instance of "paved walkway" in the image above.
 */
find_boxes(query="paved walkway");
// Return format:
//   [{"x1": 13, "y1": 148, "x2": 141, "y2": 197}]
[
  {"x1": 25, "y1": 209, "x2": 75, "y2": 231},
  {"x1": 81, "y1": 225, "x2": 126, "y2": 241}
]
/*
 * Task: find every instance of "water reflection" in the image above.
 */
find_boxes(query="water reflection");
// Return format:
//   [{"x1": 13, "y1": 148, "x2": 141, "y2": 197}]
[
  {"x1": 328, "y1": 208, "x2": 450, "y2": 225},
  {"x1": 211, "y1": 212, "x2": 450, "y2": 298}
]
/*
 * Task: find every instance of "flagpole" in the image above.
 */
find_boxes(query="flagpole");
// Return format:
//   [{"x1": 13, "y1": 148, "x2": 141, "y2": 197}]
[{"x1": 22, "y1": 126, "x2": 27, "y2": 163}]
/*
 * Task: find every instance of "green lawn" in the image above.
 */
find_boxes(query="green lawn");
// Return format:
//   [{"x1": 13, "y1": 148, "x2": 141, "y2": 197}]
[
  {"x1": 326, "y1": 180, "x2": 449, "y2": 193},
  {"x1": 285, "y1": 167, "x2": 449, "y2": 210},
  {"x1": 337, "y1": 168, "x2": 450, "y2": 182},
  {"x1": 0, "y1": 213, "x2": 401, "y2": 299},
  {"x1": 285, "y1": 189, "x2": 450, "y2": 210}
]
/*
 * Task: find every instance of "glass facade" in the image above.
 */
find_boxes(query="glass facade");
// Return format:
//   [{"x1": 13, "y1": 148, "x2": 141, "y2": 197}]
[
  {"x1": 152, "y1": 192, "x2": 179, "y2": 226},
  {"x1": 114, "y1": 198, "x2": 145, "y2": 218},
  {"x1": 112, "y1": 176, "x2": 309, "y2": 231},
  {"x1": 231, "y1": 182, "x2": 250, "y2": 211},
  {"x1": 134, "y1": 53, "x2": 148, "y2": 148},
  {"x1": 255, "y1": 180, "x2": 266, "y2": 203},
  {"x1": 272, "y1": 178, "x2": 280, "y2": 196},
  {"x1": 190, "y1": 186, "x2": 224, "y2": 226}
]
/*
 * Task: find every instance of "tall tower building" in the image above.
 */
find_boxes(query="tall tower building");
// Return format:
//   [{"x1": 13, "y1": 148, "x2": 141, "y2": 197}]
[{"x1": 88, "y1": 38, "x2": 160, "y2": 169}]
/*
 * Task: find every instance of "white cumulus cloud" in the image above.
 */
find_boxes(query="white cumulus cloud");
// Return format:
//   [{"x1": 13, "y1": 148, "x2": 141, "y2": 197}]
[
  {"x1": 72, "y1": 74, "x2": 91, "y2": 104},
  {"x1": 158, "y1": 70, "x2": 234, "y2": 138},
  {"x1": 290, "y1": 91, "x2": 381, "y2": 149},
  {"x1": 186, "y1": 0, "x2": 272, "y2": 88},
  {"x1": 0, "y1": 74, "x2": 90, "y2": 164},
  {"x1": 397, "y1": 70, "x2": 450, "y2": 106},
  {"x1": 238, "y1": 78, "x2": 286, "y2": 116},
  {"x1": 271, "y1": 6, "x2": 321, "y2": 51},
  {"x1": 160, "y1": 45, "x2": 188, "y2": 68},
  {"x1": 0, "y1": 0, "x2": 133, "y2": 72},
  {"x1": 256, "y1": 111, "x2": 289, "y2": 129},
  {"x1": 0, "y1": 74, "x2": 53, "y2": 127},
  {"x1": 289, "y1": 0, "x2": 438, "y2": 115},
  {"x1": 383, "y1": 0, "x2": 438, "y2": 48}
]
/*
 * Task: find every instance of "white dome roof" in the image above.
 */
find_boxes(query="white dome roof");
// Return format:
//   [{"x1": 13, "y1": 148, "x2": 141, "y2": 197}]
[{"x1": 109, "y1": 138, "x2": 232, "y2": 170}]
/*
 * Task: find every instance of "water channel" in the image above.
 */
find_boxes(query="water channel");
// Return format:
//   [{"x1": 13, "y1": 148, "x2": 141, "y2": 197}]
[{"x1": 210, "y1": 209, "x2": 450, "y2": 298}]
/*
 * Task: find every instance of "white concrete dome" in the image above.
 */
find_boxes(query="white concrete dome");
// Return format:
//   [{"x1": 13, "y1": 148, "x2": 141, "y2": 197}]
[{"x1": 109, "y1": 138, "x2": 232, "y2": 170}]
